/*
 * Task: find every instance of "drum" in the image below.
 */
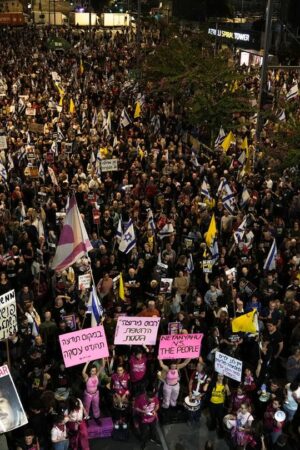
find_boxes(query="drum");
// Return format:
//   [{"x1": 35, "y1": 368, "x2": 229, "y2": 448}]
[{"x1": 184, "y1": 396, "x2": 201, "y2": 412}]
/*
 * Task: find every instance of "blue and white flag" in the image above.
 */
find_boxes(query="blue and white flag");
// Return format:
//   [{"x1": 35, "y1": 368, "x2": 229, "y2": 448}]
[
  {"x1": 119, "y1": 219, "x2": 136, "y2": 254},
  {"x1": 263, "y1": 239, "x2": 277, "y2": 271},
  {"x1": 0, "y1": 162, "x2": 7, "y2": 182},
  {"x1": 120, "y1": 108, "x2": 131, "y2": 128},
  {"x1": 233, "y1": 217, "x2": 247, "y2": 244},
  {"x1": 240, "y1": 186, "x2": 250, "y2": 208},
  {"x1": 201, "y1": 177, "x2": 211, "y2": 199},
  {"x1": 221, "y1": 180, "x2": 235, "y2": 214},
  {"x1": 286, "y1": 84, "x2": 298, "y2": 101},
  {"x1": 158, "y1": 223, "x2": 174, "y2": 240},
  {"x1": 57, "y1": 125, "x2": 65, "y2": 141},
  {"x1": 214, "y1": 126, "x2": 226, "y2": 149},
  {"x1": 237, "y1": 151, "x2": 246, "y2": 167},
  {"x1": 89, "y1": 283, "x2": 104, "y2": 326},
  {"x1": 210, "y1": 240, "x2": 219, "y2": 263},
  {"x1": 187, "y1": 254, "x2": 194, "y2": 273},
  {"x1": 147, "y1": 209, "x2": 156, "y2": 233},
  {"x1": 116, "y1": 218, "x2": 123, "y2": 243},
  {"x1": 7, "y1": 153, "x2": 14, "y2": 172}
]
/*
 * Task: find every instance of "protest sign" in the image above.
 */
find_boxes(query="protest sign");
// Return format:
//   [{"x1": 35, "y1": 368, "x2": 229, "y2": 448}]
[
  {"x1": 100, "y1": 159, "x2": 118, "y2": 172},
  {"x1": 114, "y1": 317, "x2": 160, "y2": 345},
  {"x1": 25, "y1": 107, "x2": 36, "y2": 116},
  {"x1": 59, "y1": 326, "x2": 109, "y2": 368},
  {"x1": 158, "y1": 333, "x2": 203, "y2": 359},
  {"x1": 78, "y1": 273, "x2": 91, "y2": 290},
  {"x1": 28, "y1": 122, "x2": 44, "y2": 134},
  {"x1": 92, "y1": 208, "x2": 100, "y2": 224},
  {"x1": 215, "y1": 351, "x2": 243, "y2": 382},
  {"x1": 0, "y1": 290, "x2": 17, "y2": 341},
  {"x1": 62, "y1": 314, "x2": 77, "y2": 331},
  {"x1": 168, "y1": 322, "x2": 182, "y2": 335},
  {"x1": 0, "y1": 136, "x2": 7, "y2": 150},
  {"x1": 0, "y1": 365, "x2": 28, "y2": 432},
  {"x1": 160, "y1": 278, "x2": 173, "y2": 294}
]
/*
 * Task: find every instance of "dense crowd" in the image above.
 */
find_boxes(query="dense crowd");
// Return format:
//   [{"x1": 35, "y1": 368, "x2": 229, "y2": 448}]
[{"x1": 0, "y1": 23, "x2": 299, "y2": 450}]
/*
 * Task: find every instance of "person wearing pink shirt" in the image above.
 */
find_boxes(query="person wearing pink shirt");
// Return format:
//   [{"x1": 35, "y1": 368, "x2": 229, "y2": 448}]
[
  {"x1": 134, "y1": 390, "x2": 160, "y2": 450},
  {"x1": 158, "y1": 358, "x2": 191, "y2": 409},
  {"x1": 130, "y1": 349, "x2": 148, "y2": 396},
  {"x1": 82, "y1": 362, "x2": 101, "y2": 424}
]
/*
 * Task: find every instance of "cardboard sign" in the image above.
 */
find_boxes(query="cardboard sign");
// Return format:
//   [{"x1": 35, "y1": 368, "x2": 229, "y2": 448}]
[
  {"x1": 114, "y1": 316, "x2": 160, "y2": 345},
  {"x1": 24, "y1": 166, "x2": 39, "y2": 178},
  {"x1": 100, "y1": 159, "x2": 118, "y2": 172},
  {"x1": 202, "y1": 260, "x2": 213, "y2": 273},
  {"x1": 28, "y1": 122, "x2": 44, "y2": 134},
  {"x1": 78, "y1": 273, "x2": 91, "y2": 290},
  {"x1": 0, "y1": 136, "x2": 7, "y2": 150},
  {"x1": 0, "y1": 365, "x2": 28, "y2": 432},
  {"x1": 59, "y1": 326, "x2": 109, "y2": 368},
  {"x1": 215, "y1": 351, "x2": 242, "y2": 382},
  {"x1": 158, "y1": 333, "x2": 203, "y2": 360},
  {"x1": 0, "y1": 290, "x2": 17, "y2": 341}
]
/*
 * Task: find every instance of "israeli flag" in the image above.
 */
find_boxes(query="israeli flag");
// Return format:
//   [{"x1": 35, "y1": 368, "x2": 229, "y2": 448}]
[
  {"x1": 210, "y1": 239, "x2": 219, "y2": 263},
  {"x1": 39, "y1": 163, "x2": 45, "y2": 182},
  {"x1": 119, "y1": 219, "x2": 136, "y2": 254},
  {"x1": 116, "y1": 218, "x2": 123, "y2": 243},
  {"x1": 214, "y1": 126, "x2": 226, "y2": 149},
  {"x1": 187, "y1": 254, "x2": 194, "y2": 274},
  {"x1": 233, "y1": 217, "x2": 247, "y2": 244},
  {"x1": 0, "y1": 162, "x2": 7, "y2": 182},
  {"x1": 263, "y1": 239, "x2": 277, "y2": 271},
  {"x1": 88, "y1": 284, "x2": 104, "y2": 326},
  {"x1": 120, "y1": 108, "x2": 131, "y2": 128},
  {"x1": 240, "y1": 186, "x2": 250, "y2": 208},
  {"x1": 158, "y1": 223, "x2": 174, "y2": 240},
  {"x1": 147, "y1": 209, "x2": 156, "y2": 232},
  {"x1": 201, "y1": 177, "x2": 211, "y2": 199}
]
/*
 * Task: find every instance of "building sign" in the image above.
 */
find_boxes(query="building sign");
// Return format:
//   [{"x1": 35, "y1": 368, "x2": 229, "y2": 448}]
[{"x1": 208, "y1": 28, "x2": 250, "y2": 42}]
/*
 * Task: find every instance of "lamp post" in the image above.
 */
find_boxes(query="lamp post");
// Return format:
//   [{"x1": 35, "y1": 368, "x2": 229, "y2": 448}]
[{"x1": 255, "y1": 0, "x2": 274, "y2": 142}]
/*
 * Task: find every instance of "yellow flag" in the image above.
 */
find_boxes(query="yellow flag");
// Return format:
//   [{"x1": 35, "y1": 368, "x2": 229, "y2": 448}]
[
  {"x1": 59, "y1": 95, "x2": 64, "y2": 107},
  {"x1": 221, "y1": 131, "x2": 235, "y2": 152},
  {"x1": 119, "y1": 273, "x2": 125, "y2": 301},
  {"x1": 205, "y1": 213, "x2": 217, "y2": 248},
  {"x1": 134, "y1": 101, "x2": 141, "y2": 119},
  {"x1": 232, "y1": 309, "x2": 258, "y2": 333},
  {"x1": 55, "y1": 82, "x2": 65, "y2": 97},
  {"x1": 138, "y1": 146, "x2": 144, "y2": 159},
  {"x1": 231, "y1": 80, "x2": 239, "y2": 93},
  {"x1": 241, "y1": 137, "x2": 248, "y2": 153},
  {"x1": 69, "y1": 98, "x2": 75, "y2": 114},
  {"x1": 80, "y1": 59, "x2": 84, "y2": 75}
]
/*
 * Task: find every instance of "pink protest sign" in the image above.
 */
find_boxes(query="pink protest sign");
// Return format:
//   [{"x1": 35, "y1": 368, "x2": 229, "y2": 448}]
[
  {"x1": 59, "y1": 326, "x2": 109, "y2": 368},
  {"x1": 158, "y1": 333, "x2": 203, "y2": 360},
  {"x1": 114, "y1": 316, "x2": 160, "y2": 345}
]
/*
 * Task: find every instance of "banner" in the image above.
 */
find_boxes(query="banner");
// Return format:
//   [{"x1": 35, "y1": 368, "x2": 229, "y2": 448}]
[
  {"x1": 114, "y1": 317, "x2": 160, "y2": 345},
  {"x1": 59, "y1": 326, "x2": 109, "y2": 368},
  {"x1": 0, "y1": 365, "x2": 28, "y2": 432},
  {"x1": 78, "y1": 273, "x2": 91, "y2": 290},
  {"x1": 100, "y1": 159, "x2": 118, "y2": 172},
  {"x1": 158, "y1": 333, "x2": 203, "y2": 359},
  {"x1": 0, "y1": 290, "x2": 17, "y2": 341},
  {"x1": 215, "y1": 351, "x2": 242, "y2": 382}
]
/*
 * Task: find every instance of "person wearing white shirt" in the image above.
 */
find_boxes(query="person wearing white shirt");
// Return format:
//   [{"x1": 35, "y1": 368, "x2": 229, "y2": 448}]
[
  {"x1": 51, "y1": 416, "x2": 69, "y2": 450},
  {"x1": 64, "y1": 397, "x2": 90, "y2": 450}
]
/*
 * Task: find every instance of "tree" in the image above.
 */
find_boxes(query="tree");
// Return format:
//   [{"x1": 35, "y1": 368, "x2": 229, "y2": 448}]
[
  {"x1": 172, "y1": 0, "x2": 232, "y2": 22},
  {"x1": 142, "y1": 33, "x2": 253, "y2": 143}
]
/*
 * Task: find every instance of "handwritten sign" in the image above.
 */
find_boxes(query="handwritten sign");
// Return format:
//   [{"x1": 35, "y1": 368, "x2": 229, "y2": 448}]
[
  {"x1": 0, "y1": 290, "x2": 17, "y2": 341},
  {"x1": 114, "y1": 316, "x2": 160, "y2": 345},
  {"x1": 158, "y1": 333, "x2": 203, "y2": 359},
  {"x1": 59, "y1": 326, "x2": 109, "y2": 368},
  {"x1": 215, "y1": 351, "x2": 242, "y2": 382},
  {"x1": 78, "y1": 273, "x2": 91, "y2": 290},
  {"x1": 25, "y1": 107, "x2": 36, "y2": 116},
  {"x1": 101, "y1": 159, "x2": 118, "y2": 172}
]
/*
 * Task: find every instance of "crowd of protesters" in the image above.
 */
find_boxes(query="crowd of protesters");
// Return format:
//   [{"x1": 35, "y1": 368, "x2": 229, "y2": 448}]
[{"x1": 0, "y1": 22, "x2": 299, "y2": 450}]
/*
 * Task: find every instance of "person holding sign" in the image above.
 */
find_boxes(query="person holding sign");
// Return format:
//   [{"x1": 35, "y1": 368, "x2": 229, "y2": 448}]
[
  {"x1": 82, "y1": 361, "x2": 102, "y2": 424},
  {"x1": 158, "y1": 358, "x2": 191, "y2": 409}
]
